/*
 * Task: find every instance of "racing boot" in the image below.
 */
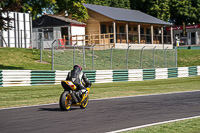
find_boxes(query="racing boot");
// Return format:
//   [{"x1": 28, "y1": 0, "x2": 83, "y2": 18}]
[{"x1": 76, "y1": 91, "x2": 82, "y2": 103}]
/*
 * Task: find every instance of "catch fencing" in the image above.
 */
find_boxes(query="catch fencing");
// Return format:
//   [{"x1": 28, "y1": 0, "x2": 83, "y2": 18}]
[
  {"x1": 0, "y1": 66, "x2": 199, "y2": 87},
  {"x1": 51, "y1": 45, "x2": 177, "y2": 70}
]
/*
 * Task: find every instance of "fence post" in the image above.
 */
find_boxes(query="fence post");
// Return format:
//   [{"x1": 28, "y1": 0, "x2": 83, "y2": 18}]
[
  {"x1": 110, "y1": 44, "x2": 115, "y2": 69},
  {"x1": 40, "y1": 37, "x2": 42, "y2": 62},
  {"x1": 51, "y1": 40, "x2": 56, "y2": 70},
  {"x1": 175, "y1": 47, "x2": 177, "y2": 67},
  {"x1": 153, "y1": 46, "x2": 156, "y2": 68},
  {"x1": 140, "y1": 46, "x2": 145, "y2": 69},
  {"x1": 73, "y1": 43, "x2": 77, "y2": 66},
  {"x1": 92, "y1": 43, "x2": 97, "y2": 70},
  {"x1": 126, "y1": 44, "x2": 131, "y2": 69},
  {"x1": 82, "y1": 40, "x2": 86, "y2": 68},
  {"x1": 165, "y1": 47, "x2": 168, "y2": 68}
]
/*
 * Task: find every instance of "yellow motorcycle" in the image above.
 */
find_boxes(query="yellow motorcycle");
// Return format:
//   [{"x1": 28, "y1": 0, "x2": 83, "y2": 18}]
[{"x1": 59, "y1": 80, "x2": 91, "y2": 111}]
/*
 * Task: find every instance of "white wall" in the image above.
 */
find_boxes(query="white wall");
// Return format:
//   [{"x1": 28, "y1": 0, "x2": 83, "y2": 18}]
[
  {"x1": 1, "y1": 12, "x2": 32, "y2": 48},
  {"x1": 71, "y1": 26, "x2": 85, "y2": 46}
]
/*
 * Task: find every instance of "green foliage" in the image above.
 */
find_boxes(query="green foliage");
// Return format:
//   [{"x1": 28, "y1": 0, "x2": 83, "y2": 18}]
[
  {"x1": 0, "y1": 0, "x2": 21, "y2": 30},
  {"x1": 21, "y1": 0, "x2": 57, "y2": 19},
  {"x1": 86, "y1": 0, "x2": 130, "y2": 9},
  {"x1": 130, "y1": 0, "x2": 200, "y2": 25},
  {"x1": 56, "y1": 0, "x2": 89, "y2": 22}
]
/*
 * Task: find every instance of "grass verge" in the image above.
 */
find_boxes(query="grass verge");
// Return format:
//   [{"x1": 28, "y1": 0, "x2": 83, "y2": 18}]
[
  {"x1": 124, "y1": 117, "x2": 200, "y2": 133},
  {"x1": 0, "y1": 76, "x2": 199, "y2": 108}
]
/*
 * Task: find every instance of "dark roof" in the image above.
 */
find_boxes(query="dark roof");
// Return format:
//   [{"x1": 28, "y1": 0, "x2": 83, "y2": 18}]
[
  {"x1": 84, "y1": 4, "x2": 172, "y2": 25},
  {"x1": 33, "y1": 14, "x2": 85, "y2": 28}
]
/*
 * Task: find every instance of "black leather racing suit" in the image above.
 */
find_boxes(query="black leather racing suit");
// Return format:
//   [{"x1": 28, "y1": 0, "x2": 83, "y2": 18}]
[{"x1": 66, "y1": 66, "x2": 91, "y2": 95}]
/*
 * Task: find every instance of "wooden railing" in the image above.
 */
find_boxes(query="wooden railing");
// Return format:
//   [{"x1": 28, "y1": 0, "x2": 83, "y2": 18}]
[{"x1": 60, "y1": 33, "x2": 115, "y2": 49}]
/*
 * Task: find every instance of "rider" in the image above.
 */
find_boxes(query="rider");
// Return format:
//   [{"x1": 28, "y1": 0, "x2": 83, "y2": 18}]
[{"x1": 66, "y1": 65, "x2": 91, "y2": 101}]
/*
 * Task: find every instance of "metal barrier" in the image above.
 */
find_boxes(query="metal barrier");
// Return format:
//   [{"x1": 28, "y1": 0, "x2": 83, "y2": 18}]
[
  {"x1": 0, "y1": 66, "x2": 199, "y2": 87},
  {"x1": 52, "y1": 45, "x2": 177, "y2": 70}
]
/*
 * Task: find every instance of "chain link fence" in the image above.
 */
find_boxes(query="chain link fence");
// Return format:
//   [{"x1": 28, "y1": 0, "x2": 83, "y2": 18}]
[{"x1": 50, "y1": 43, "x2": 177, "y2": 70}]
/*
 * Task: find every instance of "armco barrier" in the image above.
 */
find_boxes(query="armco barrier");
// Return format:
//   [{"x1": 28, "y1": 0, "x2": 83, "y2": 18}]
[
  {"x1": 113, "y1": 70, "x2": 128, "y2": 82},
  {"x1": 198, "y1": 66, "x2": 200, "y2": 75},
  {"x1": 2, "y1": 70, "x2": 31, "y2": 87},
  {"x1": 0, "y1": 70, "x2": 2, "y2": 87},
  {"x1": 128, "y1": 69, "x2": 143, "y2": 81},
  {"x1": 189, "y1": 66, "x2": 198, "y2": 76},
  {"x1": 0, "y1": 66, "x2": 199, "y2": 87},
  {"x1": 168, "y1": 68, "x2": 178, "y2": 78},
  {"x1": 95, "y1": 70, "x2": 113, "y2": 83},
  {"x1": 155, "y1": 68, "x2": 168, "y2": 79},
  {"x1": 31, "y1": 70, "x2": 56, "y2": 85},
  {"x1": 143, "y1": 69, "x2": 155, "y2": 80}
]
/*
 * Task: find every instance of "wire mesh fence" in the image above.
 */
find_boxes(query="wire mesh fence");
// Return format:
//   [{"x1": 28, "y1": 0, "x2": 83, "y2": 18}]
[{"x1": 51, "y1": 44, "x2": 177, "y2": 70}]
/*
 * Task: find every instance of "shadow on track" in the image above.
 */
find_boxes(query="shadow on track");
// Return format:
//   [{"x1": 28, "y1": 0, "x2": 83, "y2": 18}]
[{"x1": 38, "y1": 107, "x2": 79, "y2": 111}]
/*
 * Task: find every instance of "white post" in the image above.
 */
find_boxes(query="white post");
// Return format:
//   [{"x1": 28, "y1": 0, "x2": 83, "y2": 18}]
[
  {"x1": 138, "y1": 24, "x2": 140, "y2": 44},
  {"x1": 171, "y1": 27, "x2": 173, "y2": 45},
  {"x1": 151, "y1": 25, "x2": 153, "y2": 44},
  {"x1": 126, "y1": 23, "x2": 128, "y2": 43},
  {"x1": 113, "y1": 21, "x2": 116, "y2": 44},
  {"x1": 161, "y1": 26, "x2": 164, "y2": 45}
]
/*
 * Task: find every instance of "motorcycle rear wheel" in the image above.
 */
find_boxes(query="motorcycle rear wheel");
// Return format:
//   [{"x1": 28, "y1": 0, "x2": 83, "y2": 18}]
[
  {"x1": 80, "y1": 96, "x2": 89, "y2": 109},
  {"x1": 59, "y1": 91, "x2": 71, "y2": 111}
]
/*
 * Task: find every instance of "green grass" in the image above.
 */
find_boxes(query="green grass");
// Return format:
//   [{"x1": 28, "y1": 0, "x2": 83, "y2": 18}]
[
  {"x1": 0, "y1": 48, "x2": 200, "y2": 70},
  {"x1": 177, "y1": 49, "x2": 200, "y2": 67},
  {"x1": 0, "y1": 75, "x2": 199, "y2": 108},
  {"x1": 0, "y1": 47, "x2": 52, "y2": 70},
  {"x1": 124, "y1": 117, "x2": 200, "y2": 133}
]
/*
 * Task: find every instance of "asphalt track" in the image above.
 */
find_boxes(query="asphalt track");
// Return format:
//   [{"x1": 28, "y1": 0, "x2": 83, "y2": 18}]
[{"x1": 0, "y1": 91, "x2": 200, "y2": 133}]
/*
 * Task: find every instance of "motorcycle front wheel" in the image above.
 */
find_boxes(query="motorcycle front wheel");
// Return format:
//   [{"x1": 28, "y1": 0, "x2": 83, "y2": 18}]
[
  {"x1": 59, "y1": 91, "x2": 72, "y2": 111},
  {"x1": 80, "y1": 96, "x2": 89, "y2": 109}
]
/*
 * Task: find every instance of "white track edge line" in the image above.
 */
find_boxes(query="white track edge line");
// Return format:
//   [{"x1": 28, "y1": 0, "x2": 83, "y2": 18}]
[
  {"x1": 0, "y1": 90, "x2": 200, "y2": 110},
  {"x1": 106, "y1": 115, "x2": 200, "y2": 133}
]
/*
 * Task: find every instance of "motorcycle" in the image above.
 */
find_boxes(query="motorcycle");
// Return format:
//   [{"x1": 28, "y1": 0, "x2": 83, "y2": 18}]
[{"x1": 59, "y1": 80, "x2": 91, "y2": 111}]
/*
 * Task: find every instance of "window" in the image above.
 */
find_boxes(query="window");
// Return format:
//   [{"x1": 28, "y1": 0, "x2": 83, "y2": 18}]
[
  {"x1": 140, "y1": 28, "x2": 144, "y2": 34},
  {"x1": 101, "y1": 25, "x2": 107, "y2": 34},
  {"x1": 44, "y1": 28, "x2": 53, "y2": 40},
  {"x1": 38, "y1": 28, "x2": 53, "y2": 40},
  {"x1": 133, "y1": 27, "x2": 137, "y2": 32},
  {"x1": 128, "y1": 27, "x2": 131, "y2": 31},
  {"x1": 120, "y1": 26, "x2": 125, "y2": 33},
  {"x1": 155, "y1": 29, "x2": 159, "y2": 35},
  {"x1": 146, "y1": 29, "x2": 151, "y2": 34},
  {"x1": 109, "y1": 26, "x2": 113, "y2": 33}
]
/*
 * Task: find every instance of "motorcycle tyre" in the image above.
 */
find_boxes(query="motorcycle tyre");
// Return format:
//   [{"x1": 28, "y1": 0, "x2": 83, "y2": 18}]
[
  {"x1": 59, "y1": 91, "x2": 71, "y2": 111},
  {"x1": 80, "y1": 96, "x2": 89, "y2": 109}
]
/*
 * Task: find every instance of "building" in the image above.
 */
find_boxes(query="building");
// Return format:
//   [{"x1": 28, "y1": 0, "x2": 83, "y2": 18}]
[
  {"x1": 32, "y1": 14, "x2": 86, "y2": 49},
  {"x1": 0, "y1": 11, "x2": 32, "y2": 48},
  {"x1": 83, "y1": 4, "x2": 173, "y2": 49},
  {"x1": 167, "y1": 24, "x2": 200, "y2": 46},
  {"x1": 32, "y1": 4, "x2": 174, "y2": 49}
]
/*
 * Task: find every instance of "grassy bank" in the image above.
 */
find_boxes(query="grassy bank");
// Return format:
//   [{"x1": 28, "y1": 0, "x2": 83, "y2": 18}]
[
  {"x1": 177, "y1": 49, "x2": 200, "y2": 67},
  {"x1": 0, "y1": 48, "x2": 200, "y2": 70},
  {"x1": 124, "y1": 117, "x2": 200, "y2": 133},
  {"x1": 0, "y1": 75, "x2": 199, "y2": 108},
  {"x1": 0, "y1": 48, "x2": 52, "y2": 70}
]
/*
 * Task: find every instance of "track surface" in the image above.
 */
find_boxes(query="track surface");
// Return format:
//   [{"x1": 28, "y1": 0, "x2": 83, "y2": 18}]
[{"x1": 1, "y1": 91, "x2": 200, "y2": 133}]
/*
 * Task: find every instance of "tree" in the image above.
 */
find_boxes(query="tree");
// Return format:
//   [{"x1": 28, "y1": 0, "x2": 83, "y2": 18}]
[
  {"x1": 130, "y1": 0, "x2": 170, "y2": 22},
  {"x1": 85, "y1": 0, "x2": 130, "y2": 9},
  {"x1": 21, "y1": 0, "x2": 57, "y2": 19},
  {"x1": 56, "y1": 0, "x2": 89, "y2": 22},
  {"x1": 0, "y1": 0, "x2": 21, "y2": 31}
]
